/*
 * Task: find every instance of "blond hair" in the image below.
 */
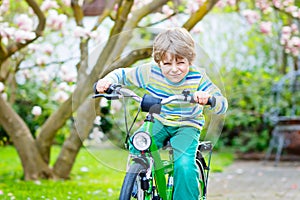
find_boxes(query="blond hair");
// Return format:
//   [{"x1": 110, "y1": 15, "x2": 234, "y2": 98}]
[{"x1": 153, "y1": 27, "x2": 196, "y2": 65}]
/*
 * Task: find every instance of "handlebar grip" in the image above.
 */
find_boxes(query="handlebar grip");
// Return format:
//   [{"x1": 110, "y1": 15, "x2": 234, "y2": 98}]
[
  {"x1": 207, "y1": 96, "x2": 216, "y2": 107},
  {"x1": 190, "y1": 96, "x2": 216, "y2": 107},
  {"x1": 190, "y1": 97, "x2": 196, "y2": 103},
  {"x1": 92, "y1": 94, "x2": 120, "y2": 100},
  {"x1": 105, "y1": 85, "x2": 114, "y2": 94},
  {"x1": 93, "y1": 82, "x2": 99, "y2": 94}
]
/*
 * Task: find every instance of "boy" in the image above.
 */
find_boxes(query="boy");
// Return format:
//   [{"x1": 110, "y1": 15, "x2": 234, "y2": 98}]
[{"x1": 95, "y1": 27, "x2": 228, "y2": 200}]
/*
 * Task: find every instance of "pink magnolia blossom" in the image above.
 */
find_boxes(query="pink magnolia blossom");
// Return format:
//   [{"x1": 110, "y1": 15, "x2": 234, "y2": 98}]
[
  {"x1": 291, "y1": 48, "x2": 299, "y2": 56},
  {"x1": 60, "y1": 65, "x2": 77, "y2": 82},
  {"x1": 74, "y1": 26, "x2": 90, "y2": 39},
  {"x1": 43, "y1": 44, "x2": 54, "y2": 55},
  {"x1": 259, "y1": 21, "x2": 272, "y2": 35},
  {"x1": 27, "y1": 43, "x2": 40, "y2": 52},
  {"x1": 0, "y1": 22, "x2": 13, "y2": 38},
  {"x1": 39, "y1": 71, "x2": 51, "y2": 84},
  {"x1": 31, "y1": 106, "x2": 42, "y2": 116},
  {"x1": 89, "y1": 30, "x2": 100, "y2": 40},
  {"x1": 0, "y1": 82, "x2": 5, "y2": 93},
  {"x1": 114, "y1": 4, "x2": 118, "y2": 11},
  {"x1": 57, "y1": 82, "x2": 69, "y2": 91},
  {"x1": 15, "y1": 14, "x2": 33, "y2": 31},
  {"x1": 162, "y1": 5, "x2": 173, "y2": 15},
  {"x1": 272, "y1": 0, "x2": 282, "y2": 8},
  {"x1": 57, "y1": 82, "x2": 76, "y2": 94},
  {"x1": 186, "y1": 1, "x2": 200, "y2": 13},
  {"x1": 36, "y1": 56, "x2": 48, "y2": 66},
  {"x1": 282, "y1": 0, "x2": 294, "y2": 7},
  {"x1": 241, "y1": 10, "x2": 260, "y2": 25},
  {"x1": 41, "y1": 0, "x2": 59, "y2": 11},
  {"x1": 63, "y1": 0, "x2": 71, "y2": 7},
  {"x1": 22, "y1": 69, "x2": 31, "y2": 80},
  {"x1": 291, "y1": 36, "x2": 300, "y2": 47},
  {"x1": 133, "y1": 0, "x2": 152, "y2": 10},
  {"x1": 47, "y1": 10, "x2": 67, "y2": 31},
  {"x1": 191, "y1": 25, "x2": 203, "y2": 34},
  {"x1": 0, "y1": 0, "x2": 9, "y2": 15},
  {"x1": 14, "y1": 30, "x2": 36, "y2": 43},
  {"x1": 256, "y1": 0, "x2": 272, "y2": 13},
  {"x1": 53, "y1": 91, "x2": 69, "y2": 103},
  {"x1": 196, "y1": 0, "x2": 207, "y2": 4},
  {"x1": 61, "y1": 64, "x2": 69, "y2": 74},
  {"x1": 226, "y1": 0, "x2": 236, "y2": 6},
  {"x1": 61, "y1": 72, "x2": 77, "y2": 82},
  {"x1": 216, "y1": 0, "x2": 226, "y2": 8},
  {"x1": 285, "y1": 5, "x2": 298, "y2": 15},
  {"x1": 291, "y1": 24, "x2": 298, "y2": 34},
  {"x1": 280, "y1": 25, "x2": 298, "y2": 46},
  {"x1": 68, "y1": 85, "x2": 76, "y2": 93},
  {"x1": 280, "y1": 34, "x2": 290, "y2": 45},
  {"x1": 282, "y1": 26, "x2": 292, "y2": 35},
  {"x1": 282, "y1": 35, "x2": 300, "y2": 57}
]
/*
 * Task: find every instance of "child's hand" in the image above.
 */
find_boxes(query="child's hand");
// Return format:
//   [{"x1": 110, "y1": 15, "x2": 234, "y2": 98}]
[
  {"x1": 193, "y1": 91, "x2": 211, "y2": 105},
  {"x1": 96, "y1": 79, "x2": 112, "y2": 93}
]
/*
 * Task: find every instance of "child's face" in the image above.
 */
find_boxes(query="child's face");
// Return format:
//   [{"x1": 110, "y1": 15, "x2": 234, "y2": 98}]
[{"x1": 159, "y1": 52, "x2": 189, "y2": 83}]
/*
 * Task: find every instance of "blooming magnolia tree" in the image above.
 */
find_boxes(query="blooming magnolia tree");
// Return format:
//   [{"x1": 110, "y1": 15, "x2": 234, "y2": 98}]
[
  {"x1": 224, "y1": 0, "x2": 300, "y2": 72},
  {"x1": 0, "y1": 0, "x2": 299, "y2": 180}
]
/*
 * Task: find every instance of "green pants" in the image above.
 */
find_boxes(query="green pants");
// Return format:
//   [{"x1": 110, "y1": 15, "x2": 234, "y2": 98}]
[{"x1": 130, "y1": 119, "x2": 200, "y2": 200}]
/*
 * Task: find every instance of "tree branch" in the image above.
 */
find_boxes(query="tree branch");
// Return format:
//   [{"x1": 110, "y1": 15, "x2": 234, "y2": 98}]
[
  {"x1": 103, "y1": 47, "x2": 153, "y2": 76},
  {"x1": 71, "y1": 0, "x2": 84, "y2": 26},
  {"x1": 183, "y1": 0, "x2": 219, "y2": 31},
  {"x1": 109, "y1": 0, "x2": 133, "y2": 36},
  {"x1": 137, "y1": 12, "x2": 177, "y2": 28},
  {"x1": 0, "y1": 35, "x2": 8, "y2": 61}
]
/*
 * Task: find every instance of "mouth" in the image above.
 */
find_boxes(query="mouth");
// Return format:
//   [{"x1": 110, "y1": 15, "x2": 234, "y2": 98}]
[{"x1": 169, "y1": 74, "x2": 181, "y2": 77}]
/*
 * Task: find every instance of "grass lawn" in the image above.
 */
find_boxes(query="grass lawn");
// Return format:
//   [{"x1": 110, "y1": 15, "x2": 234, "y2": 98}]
[{"x1": 0, "y1": 145, "x2": 234, "y2": 200}]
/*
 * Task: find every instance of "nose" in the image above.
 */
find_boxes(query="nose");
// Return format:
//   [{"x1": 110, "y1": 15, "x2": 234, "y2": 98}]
[{"x1": 171, "y1": 64, "x2": 178, "y2": 72}]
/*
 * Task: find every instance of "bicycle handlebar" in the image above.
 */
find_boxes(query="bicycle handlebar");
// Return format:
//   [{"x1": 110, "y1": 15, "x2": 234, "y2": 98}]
[{"x1": 92, "y1": 84, "x2": 216, "y2": 107}]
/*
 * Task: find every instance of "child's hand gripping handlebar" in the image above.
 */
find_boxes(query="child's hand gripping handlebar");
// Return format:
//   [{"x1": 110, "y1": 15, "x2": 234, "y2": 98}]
[{"x1": 92, "y1": 84, "x2": 216, "y2": 113}]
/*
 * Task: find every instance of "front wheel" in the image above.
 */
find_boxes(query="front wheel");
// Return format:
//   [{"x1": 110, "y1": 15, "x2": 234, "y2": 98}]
[{"x1": 119, "y1": 163, "x2": 147, "y2": 200}]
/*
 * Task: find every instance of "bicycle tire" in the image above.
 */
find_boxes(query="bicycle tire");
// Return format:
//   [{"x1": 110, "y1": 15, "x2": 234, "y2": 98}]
[
  {"x1": 119, "y1": 163, "x2": 147, "y2": 200},
  {"x1": 196, "y1": 157, "x2": 207, "y2": 198}
]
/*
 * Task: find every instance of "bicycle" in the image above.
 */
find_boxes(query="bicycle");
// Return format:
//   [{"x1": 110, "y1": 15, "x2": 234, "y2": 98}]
[{"x1": 93, "y1": 84, "x2": 214, "y2": 200}]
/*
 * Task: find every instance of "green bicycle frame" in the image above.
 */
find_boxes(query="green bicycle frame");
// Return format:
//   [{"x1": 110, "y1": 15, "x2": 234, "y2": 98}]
[{"x1": 138, "y1": 116, "x2": 173, "y2": 200}]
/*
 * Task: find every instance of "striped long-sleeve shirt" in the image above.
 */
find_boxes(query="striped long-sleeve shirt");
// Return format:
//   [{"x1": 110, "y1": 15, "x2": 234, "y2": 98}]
[{"x1": 103, "y1": 62, "x2": 228, "y2": 130}]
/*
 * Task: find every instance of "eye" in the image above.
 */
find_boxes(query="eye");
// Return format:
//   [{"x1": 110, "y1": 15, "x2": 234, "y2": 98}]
[{"x1": 163, "y1": 62, "x2": 171, "y2": 65}]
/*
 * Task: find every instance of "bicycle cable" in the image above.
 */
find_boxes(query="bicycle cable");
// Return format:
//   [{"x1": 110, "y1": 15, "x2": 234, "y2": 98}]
[{"x1": 120, "y1": 91, "x2": 141, "y2": 149}]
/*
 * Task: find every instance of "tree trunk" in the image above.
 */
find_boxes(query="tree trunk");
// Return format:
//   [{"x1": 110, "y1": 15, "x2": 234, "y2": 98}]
[
  {"x1": 36, "y1": 97, "x2": 73, "y2": 164},
  {"x1": 53, "y1": 98, "x2": 97, "y2": 178},
  {"x1": 0, "y1": 96, "x2": 55, "y2": 180}
]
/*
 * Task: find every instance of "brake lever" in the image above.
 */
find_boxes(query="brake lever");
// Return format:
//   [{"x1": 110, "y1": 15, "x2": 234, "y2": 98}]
[
  {"x1": 92, "y1": 93, "x2": 121, "y2": 100},
  {"x1": 105, "y1": 84, "x2": 122, "y2": 94}
]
